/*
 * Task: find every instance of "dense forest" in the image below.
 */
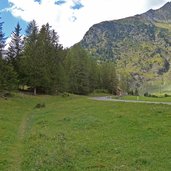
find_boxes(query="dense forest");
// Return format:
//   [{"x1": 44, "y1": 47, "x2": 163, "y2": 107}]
[{"x1": 0, "y1": 17, "x2": 120, "y2": 96}]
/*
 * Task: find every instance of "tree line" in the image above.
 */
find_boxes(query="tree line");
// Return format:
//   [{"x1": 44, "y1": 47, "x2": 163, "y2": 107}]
[{"x1": 0, "y1": 17, "x2": 120, "y2": 95}]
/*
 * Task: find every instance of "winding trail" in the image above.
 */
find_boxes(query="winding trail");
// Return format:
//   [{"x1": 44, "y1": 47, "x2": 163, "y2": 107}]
[
  {"x1": 90, "y1": 96, "x2": 171, "y2": 105},
  {"x1": 8, "y1": 111, "x2": 33, "y2": 171}
]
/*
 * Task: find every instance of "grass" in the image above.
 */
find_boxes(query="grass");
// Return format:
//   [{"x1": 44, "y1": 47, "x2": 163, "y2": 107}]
[
  {"x1": 154, "y1": 22, "x2": 171, "y2": 31},
  {"x1": 113, "y1": 95, "x2": 171, "y2": 102},
  {"x1": 0, "y1": 93, "x2": 171, "y2": 170}
]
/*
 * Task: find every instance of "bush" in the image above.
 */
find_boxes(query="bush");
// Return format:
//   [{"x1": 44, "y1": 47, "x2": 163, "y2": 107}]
[
  {"x1": 0, "y1": 91, "x2": 13, "y2": 99},
  {"x1": 143, "y1": 92, "x2": 159, "y2": 98},
  {"x1": 93, "y1": 89, "x2": 108, "y2": 94},
  {"x1": 150, "y1": 94, "x2": 158, "y2": 98},
  {"x1": 62, "y1": 92, "x2": 70, "y2": 97},
  {"x1": 164, "y1": 94, "x2": 171, "y2": 97},
  {"x1": 128, "y1": 90, "x2": 134, "y2": 96},
  {"x1": 144, "y1": 92, "x2": 149, "y2": 97},
  {"x1": 34, "y1": 103, "x2": 45, "y2": 109}
]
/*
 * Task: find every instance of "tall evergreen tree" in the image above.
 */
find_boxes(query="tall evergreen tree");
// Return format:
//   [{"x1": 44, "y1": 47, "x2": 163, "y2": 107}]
[
  {"x1": 88, "y1": 57, "x2": 98, "y2": 92},
  {"x1": 67, "y1": 45, "x2": 90, "y2": 95},
  {"x1": 25, "y1": 20, "x2": 38, "y2": 43},
  {"x1": 7, "y1": 23, "x2": 23, "y2": 73},
  {"x1": 22, "y1": 22, "x2": 66, "y2": 95},
  {"x1": 35, "y1": 24, "x2": 66, "y2": 94},
  {"x1": 21, "y1": 20, "x2": 39, "y2": 94},
  {"x1": 48, "y1": 26, "x2": 67, "y2": 93},
  {"x1": 30, "y1": 24, "x2": 52, "y2": 94},
  {"x1": 22, "y1": 21, "x2": 38, "y2": 94},
  {"x1": 0, "y1": 16, "x2": 6, "y2": 58},
  {"x1": 99, "y1": 62, "x2": 118, "y2": 94},
  {"x1": 108, "y1": 63, "x2": 118, "y2": 94},
  {"x1": 0, "y1": 60, "x2": 18, "y2": 92},
  {"x1": 0, "y1": 16, "x2": 18, "y2": 92}
]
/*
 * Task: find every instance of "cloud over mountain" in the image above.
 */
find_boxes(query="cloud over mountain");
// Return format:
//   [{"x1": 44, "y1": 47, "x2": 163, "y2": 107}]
[{"x1": 4, "y1": 0, "x2": 168, "y2": 47}]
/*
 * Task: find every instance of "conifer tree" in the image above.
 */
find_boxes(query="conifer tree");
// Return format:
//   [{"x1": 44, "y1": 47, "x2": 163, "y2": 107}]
[
  {"x1": 25, "y1": 20, "x2": 38, "y2": 43},
  {"x1": 88, "y1": 57, "x2": 98, "y2": 92},
  {"x1": 99, "y1": 62, "x2": 118, "y2": 94},
  {"x1": 21, "y1": 20, "x2": 39, "y2": 94},
  {"x1": 0, "y1": 60, "x2": 18, "y2": 92},
  {"x1": 67, "y1": 45, "x2": 90, "y2": 95},
  {"x1": 48, "y1": 27, "x2": 67, "y2": 93},
  {"x1": 0, "y1": 16, "x2": 18, "y2": 92},
  {"x1": 35, "y1": 24, "x2": 66, "y2": 94},
  {"x1": 0, "y1": 16, "x2": 6, "y2": 58},
  {"x1": 22, "y1": 22, "x2": 66, "y2": 95},
  {"x1": 7, "y1": 22, "x2": 23, "y2": 71}
]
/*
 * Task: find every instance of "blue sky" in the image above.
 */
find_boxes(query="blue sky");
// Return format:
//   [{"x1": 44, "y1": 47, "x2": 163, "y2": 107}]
[
  {"x1": 0, "y1": 0, "x2": 168, "y2": 47},
  {"x1": 0, "y1": 0, "x2": 27, "y2": 36}
]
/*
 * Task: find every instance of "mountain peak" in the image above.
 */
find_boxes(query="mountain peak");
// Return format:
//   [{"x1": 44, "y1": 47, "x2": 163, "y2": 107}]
[
  {"x1": 161, "y1": 1, "x2": 171, "y2": 10},
  {"x1": 141, "y1": 1, "x2": 171, "y2": 22}
]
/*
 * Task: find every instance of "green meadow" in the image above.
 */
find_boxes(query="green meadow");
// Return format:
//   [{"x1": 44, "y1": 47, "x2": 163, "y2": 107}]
[
  {"x1": 1, "y1": 94, "x2": 171, "y2": 171},
  {"x1": 113, "y1": 95, "x2": 171, "y2": 102}
]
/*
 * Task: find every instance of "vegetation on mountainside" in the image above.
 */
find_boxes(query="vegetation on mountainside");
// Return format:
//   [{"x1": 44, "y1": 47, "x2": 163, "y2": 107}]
[{"x1": 80, "y1": 2, "x2": 171, "y2": 92}]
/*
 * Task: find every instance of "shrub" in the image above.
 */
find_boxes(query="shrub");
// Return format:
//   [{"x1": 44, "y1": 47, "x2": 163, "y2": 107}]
[
  {"x1": 62, "y1": 92, "x2": 70, "y2": 97},
  {"x1": 164, "y1": 94, "x2": 171, "y2": 97},
  {"x1": 93, "y1": 89, "x2": 108, "y2": 93},
  {"x1": 150, "y1": 94, "x2": 158, "y2": 98},
  {"x1": 0, "y1": 91, "x2": 13, "y2": 100},
  {"x1": 128, "y1": 90, "x2": 134, "y2": 95},
  {"x1": 34, "y1": 103, "x2": 45, "y2": 109},
  {"x1": 144, "y1": 92, "x2": 149, "y2": 97}
]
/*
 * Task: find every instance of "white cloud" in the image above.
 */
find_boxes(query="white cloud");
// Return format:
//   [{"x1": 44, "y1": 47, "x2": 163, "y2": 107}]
[
  {"x1": 7, "y1": 0, "x2": 168, "y2": 47},
  {"x1": 4, "y1": 37, "x2": 11, "y2": 50},
  {"x1": 145, "y1": 0, "x2": 167, "y2": 9}
]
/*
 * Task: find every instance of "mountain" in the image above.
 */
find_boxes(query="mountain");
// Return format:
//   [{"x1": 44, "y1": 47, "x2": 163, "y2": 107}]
[
  {"x1": 80, "y1": 2, "x2": 171, "y2": 92},
  {"x1": 140, "y1": 2, "x2": 171, "y2": 22}
]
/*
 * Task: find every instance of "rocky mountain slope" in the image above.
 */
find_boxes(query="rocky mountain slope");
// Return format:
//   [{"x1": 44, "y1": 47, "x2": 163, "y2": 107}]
[{"x1": 80, "y1": 2, "x2": 171, "y2": 92}]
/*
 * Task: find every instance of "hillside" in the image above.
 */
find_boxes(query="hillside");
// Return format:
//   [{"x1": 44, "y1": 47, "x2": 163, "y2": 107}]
[{"x1": 80, "y1": 2, "x2": 171, "y2": 92}]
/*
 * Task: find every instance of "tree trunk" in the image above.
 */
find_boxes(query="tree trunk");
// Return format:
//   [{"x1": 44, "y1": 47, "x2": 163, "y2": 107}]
[{"x1": 34, "y1": 87, "x2": 37, "y2": 95}]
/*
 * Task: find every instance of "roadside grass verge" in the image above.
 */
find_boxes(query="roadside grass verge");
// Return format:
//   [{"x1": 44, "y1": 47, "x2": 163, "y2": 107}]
[{"x1": 113, "y1": 95, "x2": 171, "y2": 102}]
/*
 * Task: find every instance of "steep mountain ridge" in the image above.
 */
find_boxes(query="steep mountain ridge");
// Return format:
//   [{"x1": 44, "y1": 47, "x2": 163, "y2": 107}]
[
  {"x1": 140, "y1": 2, "x2": 171, "y2": 22},
  {"x1": 80, "y1": 2, "x2": 171, "y2": 92}
]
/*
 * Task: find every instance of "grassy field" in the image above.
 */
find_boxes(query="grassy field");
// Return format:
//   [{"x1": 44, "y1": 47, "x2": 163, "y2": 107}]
[
  {"x1": 0, "y1": 94, "x2": 171, "y2": 171},
  {"x1": 113, "y1": 95, "x2": 171, "y2": 102}
]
